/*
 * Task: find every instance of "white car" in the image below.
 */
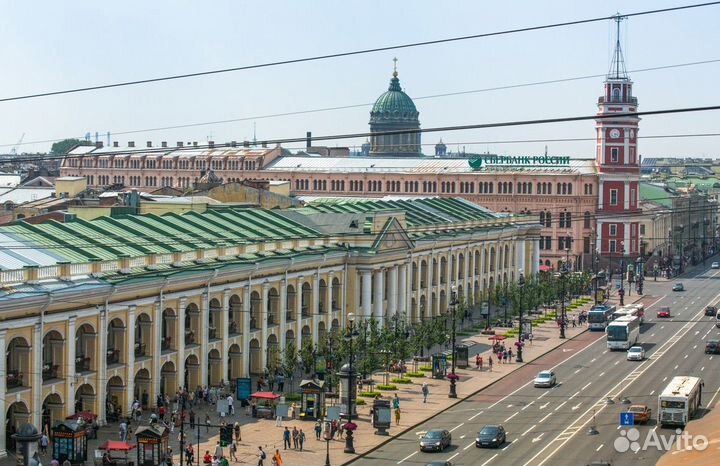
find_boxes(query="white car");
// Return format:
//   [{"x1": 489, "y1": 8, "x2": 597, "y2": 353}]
[
  {"x1": 627, "y1": 346, "x2": 645, "y2": 361},
  {"x1": 534, "y1": 370, "x2": 557, "y2": 388},
  {"x1": 712, "y1": 262, "x2": 720, "y2": 269}
]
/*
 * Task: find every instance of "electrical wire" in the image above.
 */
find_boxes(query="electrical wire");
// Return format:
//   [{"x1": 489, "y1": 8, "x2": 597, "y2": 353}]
[{"x1": 2, "y1": 2, "x2": 719, "y2": 103}]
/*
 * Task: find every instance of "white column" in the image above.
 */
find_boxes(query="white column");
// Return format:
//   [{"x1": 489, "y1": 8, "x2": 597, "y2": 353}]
[
  {"x1": 468, "y1": 250, "x2": 475, "y2": 305},
  {"x1": 261, "y1": 283, "x2": 270, "y2": 370},
  {"x1": 126, "y1": 306, "x2": 136, "y2": 417},
  {"x1": 200, "y1": 294, "x2": 209, "y2": 387},
  {"x1": 177, "y1": 297, "x2": 187, "y2": 390},
  {"x1": 598, "y1": 181, "x2": 604, "y2": 210},
  {"x1": 65, "y1": 317, "x2": 77, "y2": 418},
  {"x1": 624, "y1": 183, "x2": 630, "y2": 210},
  {"x1": 0, "y1": 330, "x2": 7, "y2": 458},
  {"x1": 152, "y1": 302, "x2": 162, "y2": 400},
  {"x1": 32, "y1": 323, "x2": 42, "y2": 429},
  {"x1": 517, "y1": 240, "x2": 526, "y2": 273},
  {"x1": 373, "y1": 269, "x2": 384, "y2": 326},
  {"x1": 339, "y1": 267, "x2": 347, "y2": 330},
  {"x1": 221, "y1": 290, "x2": 231, "y2": 384},
  {"x1": 624, "y1": 223, "x2": 631, "y2": 254},
  {"x1": 398, "y1": 264, "x2": 407, "y2": 319},
  {"x1": 532, "y1": 238, "x2": 540, "y2": 275},
  {"x1": 241, "y1": 286, "x2": 251, "y2": 377},
  {"x1": 279, "y1": 280, "x2": 287, "y2": 352},
  {"x1": 427, "y1": 255, "x2": 434, "y2": 312},
  {"x1": 388, "y1": 266, "x2": 398, "y2": 317},
  {"x1": 294, "y1": 278, "x2": 302, "y2": 344},
  {"x1": 311, "y1": 275, "x2": 319, "y2": 343},
  {"x1": 361, "y1": 270, "x2": 372, "y2": 319},
  {"x1": 325, "y1": 273, "x2": 333, "y2": 327}
]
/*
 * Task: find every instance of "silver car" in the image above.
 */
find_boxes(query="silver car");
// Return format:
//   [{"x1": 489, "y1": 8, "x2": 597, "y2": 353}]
[
  {"x1": 533, "y1": 370, "x2": 556, "y2": 388},
  {"x1": 627, "y1": 346, "x2": 645, "y2": 361}
]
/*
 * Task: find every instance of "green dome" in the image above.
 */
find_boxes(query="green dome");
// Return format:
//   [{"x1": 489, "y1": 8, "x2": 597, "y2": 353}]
[{"x1": 370, "y1": 73, "x2": 419, "y2": 122}]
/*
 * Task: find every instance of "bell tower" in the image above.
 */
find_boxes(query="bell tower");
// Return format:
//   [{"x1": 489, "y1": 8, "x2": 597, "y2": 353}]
[{"x1": 596, "y1": 15, "x2": 641, "y2": 259}]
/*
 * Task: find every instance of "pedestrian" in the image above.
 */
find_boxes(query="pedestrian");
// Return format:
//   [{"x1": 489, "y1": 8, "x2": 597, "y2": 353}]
[
  {"x1": 421, "y1": 382, "x2": 429, "y2": 403},
  {"x1": 230, "y1": 442, "x2": 238, "y2": 462},
  {"x1": 119, "y1": 419, "x2": 128, "y2": 441},
  {"x1": 206, "y1": 414, "x2": 211, "y2": 432},
  {"x1": 298, "y1": 429, "x2": 305, "y2": 451},
  {"x1": 478, "y1": 355, "x2": 483, "y2": 371},
  {"x1": 220, "y1": 456, "x2": 230, "y2": 466},
  {"x1": 394, "y1": 407, "x2": 401, "y2": 425},
  {"x1": 392, "y1": 393, "x2": 400, "y2": 409},
  {"x1": 281, "y1": 426, "x2": 291, "y2": 449},
  {"x1": 170, "y1": 412, "x2": 177, "y2": 433},
  {"x1": 273, "y1": 449, "x2": 282, "y2": 466},
  {"x1": 314, "y1": 421, "x2": 321, "y2": 440},
  {"x1": 502, "y1": 350, "x2": 508, "y2": 363},
  {"x1": 257, "y1": 447, "x2": 266, "y2": 466},
  {"x1": 214, "y1": 441, "x2": 223, "y2": 459},
  {"x1": 572, "y1": 318, "x2": 577, "y2": 328},
  {"x1": 275, "y1": 411, "x2": 282, "y2": 427},
  {"x1": 159, "y1": 405, "x2": 166, "y2": 422},
  {"x1": 292, "y1": 427, "x2": 299, "y2": 449},
  {"x1": 39, "y1": 432, "x2": 49, "y2": 454},
  {"x1": 189, "y1": 410, "x2": 196, "y2": 429},
  {"x1": 234, "y1": 422, "x2": 242, "y2": 442},
  {"x1": 475, "y1": 353, "x2": 481, "y2": 369},
  {"x1": 488, "y1": 355, "x2": 493, "y2": 371},
  {"x1": 508, "y1": 349, "x2": 513, "y2": 362},
  {"x1": 227, "y1": 395, "x2": 234, "y2": 415}
]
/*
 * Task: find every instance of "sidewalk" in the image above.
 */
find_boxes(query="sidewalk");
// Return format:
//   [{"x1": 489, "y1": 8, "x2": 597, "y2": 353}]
[{"x1": 6, "y1": 296, "x2": 630, "y2": 466}]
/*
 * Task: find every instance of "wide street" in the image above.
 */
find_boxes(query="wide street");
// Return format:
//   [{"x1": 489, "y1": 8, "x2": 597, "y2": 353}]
[{"x1": 351, "y1": 264, "x2": 720, "y2": 466}]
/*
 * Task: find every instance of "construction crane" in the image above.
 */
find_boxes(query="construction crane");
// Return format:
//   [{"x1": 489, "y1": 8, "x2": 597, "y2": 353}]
[{"x1": 10, "y1": 133, "x2": 25, "y2": 156}]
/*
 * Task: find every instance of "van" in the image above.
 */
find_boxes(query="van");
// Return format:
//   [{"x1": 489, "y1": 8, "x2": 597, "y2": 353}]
[{"x1": 716, "y1": 309, "x2": 720, "y2": 328}]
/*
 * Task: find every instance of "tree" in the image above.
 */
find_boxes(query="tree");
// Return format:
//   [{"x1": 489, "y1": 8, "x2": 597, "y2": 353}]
[
  {"x1": 300, "y1": 339, "x2": 315, "y2": 375},
  {"x1": 50, "y1": 138, "x2": 86, "y2": 155},
  {"x1": 283, "y1": 339, "x2": 299, "y2": 392}
]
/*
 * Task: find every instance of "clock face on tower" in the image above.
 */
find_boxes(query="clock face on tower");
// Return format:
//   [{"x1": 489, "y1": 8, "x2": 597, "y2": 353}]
[{"x1": 610, "y1": 129, "x2": 620, "y2": 139}]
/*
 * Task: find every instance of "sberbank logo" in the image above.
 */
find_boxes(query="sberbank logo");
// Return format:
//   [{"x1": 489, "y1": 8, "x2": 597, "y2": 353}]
[{"x1": 468, "y1": 155, "x2": 571, "y2": 170}]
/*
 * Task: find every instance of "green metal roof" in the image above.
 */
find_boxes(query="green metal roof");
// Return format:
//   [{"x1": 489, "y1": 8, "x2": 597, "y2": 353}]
[
  {"x1": 639, "y1": 182, "x2": 673, "y2": 208},
  {"x1": 370, "y1": 73, "x2": 418, "y2": 121},
  {"x1": 300, "y1": 197, "x2": 499, "y2": 227},
  {"x1": 665, "y1": 177, "x2": 720, "y2": 192}
]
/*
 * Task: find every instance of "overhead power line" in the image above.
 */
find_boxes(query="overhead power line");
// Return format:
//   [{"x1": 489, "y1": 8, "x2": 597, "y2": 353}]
[{"x1": 1, "y1": 2, "x2": 719, "y2": 103}]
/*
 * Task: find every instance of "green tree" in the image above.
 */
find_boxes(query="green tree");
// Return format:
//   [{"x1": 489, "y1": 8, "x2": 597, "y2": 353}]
[
  {"x1": 283, "y1": 339, "x2": 299, "y2": 392},
  {"x1": 300, "y1": 339, "x2": 315, "y2": 375},
  {"x1": 50, "y1": 138, "x2": 86, "y2": 155}
]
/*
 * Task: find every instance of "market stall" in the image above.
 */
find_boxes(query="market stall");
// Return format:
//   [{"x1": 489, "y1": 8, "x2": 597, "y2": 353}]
[
  {"x1": 97, "y1": 441, "x2": 136, "y2": 466},
  {"x1": 249, "y1": 391, "x2": 280, "y2": 419},
  {"x1": 52, "y1": 421, "x2": 87, "y2": 465}
]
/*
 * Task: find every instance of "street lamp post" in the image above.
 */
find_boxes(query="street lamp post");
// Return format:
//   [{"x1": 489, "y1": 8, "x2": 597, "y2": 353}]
[
  {"x1": 619, "y1": 242, "x2": 626, "y2": 306},
  {"x1": 324, "y1": 420, "x2": 332, "y2": 466},
  {"x1": 343, "y1": 313, "x2": 359, "y2": 454},
  {"x1": 704, "y1": 217, "x2": 710, "y2": 265},
  {"x1": 593, "y1": 251, "x2": 600, "y2": 305},
  {"x1": 448, "y1": 286, "x2": 459, "y2": 399},
  {"x1": 516, "y1": 271, "x2": 525, "y2": 363},
  {"x1": 559, "y1": 263, "x2": 569, "y2": 339}
]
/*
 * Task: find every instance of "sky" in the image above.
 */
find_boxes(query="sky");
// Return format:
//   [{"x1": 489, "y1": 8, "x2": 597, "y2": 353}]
[{"x1": 1, "y1": 0, "x2": 719, "y2": 158}]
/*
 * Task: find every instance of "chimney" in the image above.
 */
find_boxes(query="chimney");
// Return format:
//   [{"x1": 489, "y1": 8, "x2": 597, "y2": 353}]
[
  {"x1": 161, "y1": 141, "x2": 167, "y2": 148},
  {"x1": 208, "y1": 141, "x2": 215, "y2": 149},
  {"x1": 192, "y1": 141, "x2": 198, "y2": 147},
  {"x1": 172, "y1": 251, "x2": 183, "y2": 267},
  {"x1": 177, "y1": 141, "x2": 184, "y2": 148},
  {"x1": 261, "y1": 141, "x2": 268, "y2": 148},
  {"x1": 306, "y1": 131, "x2": 312, "y2": 148},
  {"x1": 90, "y1": 258, "x2": 102, "y2": 277},
  {"x1": 146, "y1": 141, "x2": 152, "y2": 148},
  {"x1": 243, "y1": 140, "x2": 250, "y2": 147},
  {"x1": 113, "y1": 141, "x2": 119, "y2": 148},
  {"x1": 58, "y1": 261, "x2": 71, "y2": 281},
  {"x1": 231, "y1": 141, "x2": 237, "y2": 148},
  {"x1": 128, "y1": 141, "x2": 135, "y2": 148},
  {"x1": 95, "y1": 141, "x2": 104, "y2": 149},
  {"x1": 118, "y1": 254, "x2": 131, "y2": 274}
]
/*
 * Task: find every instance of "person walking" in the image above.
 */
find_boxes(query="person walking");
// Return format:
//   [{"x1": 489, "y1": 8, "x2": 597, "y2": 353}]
[
  {"x1": 234, "y1": 422, "x2": 242, "y2": 443},
  {"x1": 502, "y1": 349, "x2": 508, "y2": 364},
  {"x1": 214, "y1": 441, "x2": 223, "y2": 459},
  {"x1": 508, "y1": 348, "x2": 513, "y2": 362},
  {"x1": 298, "y1": 429, "x2": 305, "y2": 451},
  {"x1": 189, "y1": 410, "x2": 196, "y2": 429},
  {"x1": 478, "y1": 356, "x2": 483, "y2": 371},
  {"x1": 421, "y1": 382, "x2": 429, "y2": 403},
  {"x1": 227, "y1": 395, "x2": 235, "y2": 415},
  {"x1": 392, "y1": 393, "x2": 400, "y2": 410},
  {"x1": 394, "y1": 407, "x2": 401, "y2": 425},
  {"x1": 257, "y1": 447, "x2": 266, "y2": 466},
  {"x1": 229, "y1": 442, "x2": 238, "y2": 463},
  {"x1": 39, "y1": 433, "x2": 49, "y2": 454},
  {"x1": 292, "y1": 427, "x2": 299, "y2": 449},
  {"x1": 488, "y1": 355, "x2": 493, "y2": 372},
  {"x1": 206, "y1": 414, "x2": 211, "y2": 432},
  {"x1": 475, "y1": 353, "x2": 481, "y2": 369},
  {"x1": 314, "y1": 421, "x2": 321, "y2": 440},
  {"x1": 272, "y1": 449, "x2": 282, "y2": 466},
  {"x1": 283, "y1": 427, "x2": 291, "y2": 450}
]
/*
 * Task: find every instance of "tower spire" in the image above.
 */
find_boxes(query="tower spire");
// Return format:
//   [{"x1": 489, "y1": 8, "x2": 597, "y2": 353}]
[
  {"x1": 392, "y1": 57, "x2": 398, "y2": 77},
  {"x1": 608, "y1": 14, "x2": 628, "y2": 79}
]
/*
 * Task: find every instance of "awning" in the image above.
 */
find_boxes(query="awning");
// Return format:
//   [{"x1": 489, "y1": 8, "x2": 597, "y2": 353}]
[
  {"x1": 66, "y1": 411, "x2": 96, "y2": 422},
  {"x1": 249, "y1": 391, "x2": 281, "y2": 400},
  {"x1": 98, "y1": 441, "x2": 136, "y2": 451},
  {"x1": 538, "y1": 265, "x2": 552, "y2": 272}
]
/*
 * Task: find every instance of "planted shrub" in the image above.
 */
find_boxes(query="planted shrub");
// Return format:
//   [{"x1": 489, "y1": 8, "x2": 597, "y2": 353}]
[
  {"x1": 391, "y1": 377, "x2": 412, "y2": 384},
  {"x1": 377, "y1": 384, "x2": 398, "y2": 390}
]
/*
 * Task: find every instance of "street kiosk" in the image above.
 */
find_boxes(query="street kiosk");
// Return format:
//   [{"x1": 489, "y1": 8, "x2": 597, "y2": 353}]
[
  {"x1": 299, "y1": 379, "x2": 325, "y2": 420},
  {"x1": 135, "y1": 424, "x2": 169, "y2": 466},
  {"x1": 431, "y1": 353, "x2": 447, "y2": 379},
  {"x1": 52, "y1": 421, "x2": 88, "y2": 465}
]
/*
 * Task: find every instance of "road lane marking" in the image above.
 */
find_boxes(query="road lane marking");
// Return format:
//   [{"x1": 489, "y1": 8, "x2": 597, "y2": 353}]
[
  {"x1": 446, "y1": 453, "x2": 459, "y2": 462},
  {"x1": 596, "y1": 444, "x2": 604, "y2": 451},
  {"x1": 650, "y1": 390, "x2": 655, "y2": 396},
  {"x1": 464, "y1": 442, "x2": 475, "y2": 450},
  {"x1": 468, "y1": 410, "x2": 484, "y2": 421},
  {"x1": 701, "y1": 367, "x2": 705, "y2": 372},
  {"x1": 460, "y1": 435, "x2": 466, "y2": 439},
  {"x1": 581, "y1": 382, "x2": 592, "y2": 390},
  {"x1": 480, "y1": 453, "x2": 499, "y2": 466},
  {"x1": 450, "y1": 423, "x2": 464, "y2": 432},
  {"x1": 504, "y1": 412, "x2": 519, "y2": 422},
  {"x1": 554, "y1": 401, "x2": 568, "y2": 411},
  {"x1": 574, "y1": 368, "x2": 582, "y2": 374},
  {"x1": 532, "y1": 433, "x2": 545, "y2": 443},
  {"x1": 521, "y1": 401, "x2": 535, "y2": 410},
  {"x1": 539, "y1": 402, "x2": 549, "y2": 410},
  {"x1": 507, "y1": 404, "x2": 513, "y2": 408},
  {"x1": 602, "y1": 350, "x2": 608, "y2": 354},
  {"x1": 539, "y1": 413, "x2": 551, "y2": 423},
  {"x1": 571, "y1": 403, "x2": 582, "y2": 411},
  {"x1": 523, "y1": 282, "x2": 720, "y2": 466},
  {"x1": 522, "y1": 425, "x2": 537, "y2": 436},
  {"x1": 598, "y1": 371, "x2": 606, "y2": 377},
  {"x1": 661, "y1": 325, "x2": 665, "y2": 329},
  {"x1": 684, "y1": 355, "x2": 689, "y2": 359},
  {"x1": 569, "y1": 391, "x2": 580, "y2": 400},
  {"x1": 590, "y1": 358, "x2": 597, "y2": 363},
  {"x1": 538, "y1": 391, "x2": 550, "y2": 399},
  {"x1": 674, "y1": 364, "x2": 679, "y2": 370},
  {"x1": 693, "y1": 345, "x2": 698, "y2": 349},
  {"x1": 613, "y1": 361, "x2": 620, "y2": 366},
  {"x1": 397, "y1": 451, "x2": 417, "y2": 464},
  {"x1": 663, "y1": 376, "x2": 668, "y2": 382},
  {"x1": 650, "y1": 333, "x2": 655, "y2": 337}
]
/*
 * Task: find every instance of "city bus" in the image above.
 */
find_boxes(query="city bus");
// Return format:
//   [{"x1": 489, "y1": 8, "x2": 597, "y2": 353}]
[
  {"x1": 613, "y1": 305, "x2": 645, "y2": 324},
  {"x1": 606, "y1": 316, "x2": 640, "y2": 350},
  {"x1": 588, "y1": 304, "x2": 616, "y2": 331},
  {"x1": 658, "y1": 376, "x2": 704, "y2": 427}
]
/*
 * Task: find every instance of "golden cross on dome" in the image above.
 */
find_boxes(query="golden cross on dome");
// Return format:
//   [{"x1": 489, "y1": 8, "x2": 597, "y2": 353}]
[{"x1": 392, "y1": 57, "x2": 398, "y2": 77}]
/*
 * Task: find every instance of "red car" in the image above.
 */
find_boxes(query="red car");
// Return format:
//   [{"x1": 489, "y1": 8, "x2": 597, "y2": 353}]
[{"x1": 657, "y1": 307, "x2": 671, "y2": 318}]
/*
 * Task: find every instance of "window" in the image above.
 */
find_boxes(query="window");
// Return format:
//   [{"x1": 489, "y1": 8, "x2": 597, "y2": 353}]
[
  {"x1": 584, "y1": 237, "x2": 591, "y2": 254},
  {"x1": 609, "y1": 239, "x2": 617, "y2": 253},
  {"x1": 630, "y1": 189, "x2": 635, "y2": 207},
  {"x1": 611, "y1": 148, "x2": 619, "y2": 163},
  {"x1": 545, "y1": 212, "x2": 552, "y2": 227},
  {"x1": 584, "y1": 211, "x2": 592, "y2": 229},
  {"x1": 640, "y1": 224, "x2": 646, "y2": 235},
  {"x1": 609, "y1": 224, "x2": 617, "y2": 236},
  {"x1": 610, "y1": 189, "x2": 618, "y2": 205}
]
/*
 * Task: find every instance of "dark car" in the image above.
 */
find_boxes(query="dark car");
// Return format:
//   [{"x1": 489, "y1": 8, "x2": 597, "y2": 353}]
[
  {"x1": 705, "y1": 339, "x2": 720, "y2": 354},
  {"x1": 476, "y1": 424, "x2": 506, "y2": 448},
  {"x1": 706, "y1": 306, "x2": 718, "y2": 316},
  {"x1": 424, "y1": 463, "x2": 454, "y2": 466},
  {"x1": 419, "y1": 429, "x2": 452, "y2": 452}
]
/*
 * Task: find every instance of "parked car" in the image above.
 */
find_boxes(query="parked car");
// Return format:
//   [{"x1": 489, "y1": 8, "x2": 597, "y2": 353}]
[
  {"x1": 672, "y1": 283, "x2": 685, "y2": 291},
  {"x1": 705, "y1": 306, "x2": 718, "y2": 316},
  {"x1": 534, "y1": 370, "x2": 557, "y2": 388},
  {"x1": 712, "y1": 261, "x2": 720, "y2": 269},
  {"x1": 657, "y1": 307, "x2": 671, "y2": 318},
  {"x1": 705, "y1": 339, "x2": 720, "y2": 354},
  {"x1": 626, "y1": 405, "x2": 652, "y2": 424},
  {"x1": 627, "y1": 346, "x2": 645, "y2": 361},
  {"x1": 476, "y1": 425, "x2": 506, "y2": 448},
  {"x1": 419, "y1": 429, "x2": 452, "y2": 452}
]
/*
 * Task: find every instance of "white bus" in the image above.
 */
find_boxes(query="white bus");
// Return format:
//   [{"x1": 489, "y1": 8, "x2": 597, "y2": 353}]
[
  {"x1": 658, "y1": 376, "x2": 704, "y2": 427},
  {"x1": 606, "y1": 316, "x2": 640, "y2": 350},
  {"x1": 626, "y1": 304, "x2": 645, "y2": 324}
]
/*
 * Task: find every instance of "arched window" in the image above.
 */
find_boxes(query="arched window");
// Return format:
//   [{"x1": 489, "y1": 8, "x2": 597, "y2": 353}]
[
  {"x1": 612, "y1": 87, "x2": 621, "y2": 102},
  {"x1": 545, "y1": 212, "x2": 552, "y2": 227},
  {"x1": 539, "y1": 211, "x2": 546, "y2": 225},
  {"x1": 567, "y1": 183, "x2": 572, "y2": 194}
]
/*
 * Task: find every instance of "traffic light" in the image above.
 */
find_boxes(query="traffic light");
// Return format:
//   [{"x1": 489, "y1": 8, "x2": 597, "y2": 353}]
[{"x1": 219, "y1": 425, "x2": 233, "y2": 447}]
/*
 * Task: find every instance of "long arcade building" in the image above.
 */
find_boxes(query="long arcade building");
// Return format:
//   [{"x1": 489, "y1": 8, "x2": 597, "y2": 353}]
[{"x1": 0, "y1": 197, "x2": 539, "y2": 457}]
